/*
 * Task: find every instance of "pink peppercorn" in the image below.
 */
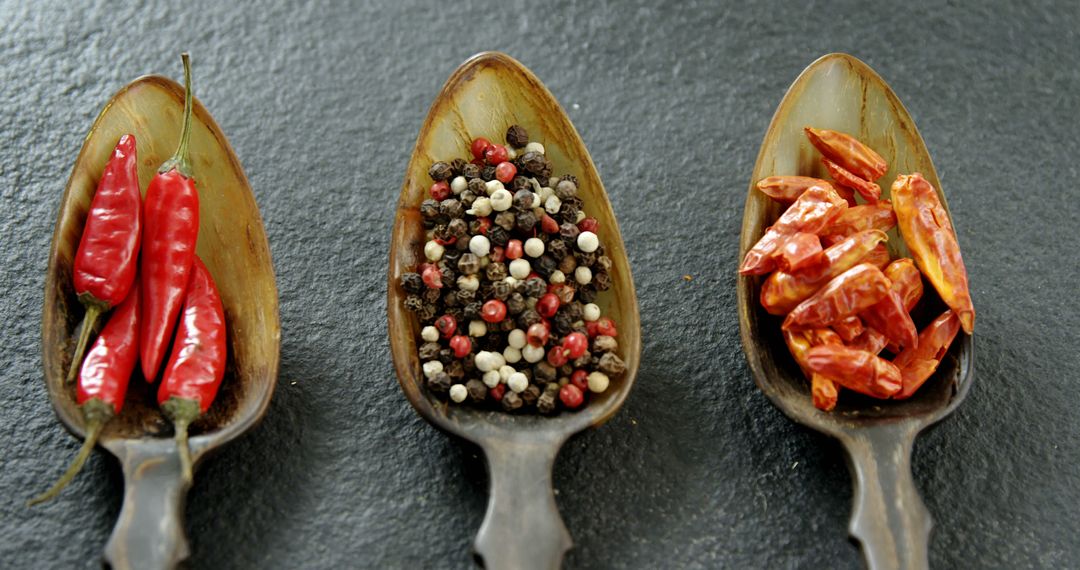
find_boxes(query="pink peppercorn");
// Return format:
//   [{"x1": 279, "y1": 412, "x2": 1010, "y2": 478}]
[
  {"x1": 570, "y1": 369, "x2": 588, "y2": 391},
  {"x1": 475, "y1": 217, "x2": 491, "y2": 235},
  {"x1": 490, "y1": 246, "x2": 505, "y2": 263},
  {"x1": 422, "y1": 265, "x2": 443, "y2": 289},
  {"x1": 596, "y1": 317, "x2": 617, "y2": 337},
  {"x1": 495, "y1": 162, "x2": 517, "y2": 183},
  {"x1": 449, "y1": 335, "x2": 472, "y2": 358},
  {"x1": 430, "y1": 181, "x2": 451, "y2": 200},
  {"x1": 481, "y1": 300, "x2": 507, "y2": 323},
  {"x1": 435, "y1": 314, "x2": 457, "y2": 338},
  {"x1": 505, "y1": 239, "x2": 523, "y2": 260},
  {"x1": 471, "y1": 137, "x2": 492, "y2": 160},
  {"x1": 526, "y1": 322, "x2": 550, "y2": 346},
  {"x1": 537, "y1": 293, "x2": 560, "y2": 318},
  {"x1": 577, "y1": 217, "x2": 599, "y2": 233},
  {"x1": 562, "y1": 332, "x2": 588, "y2": 359},
  {"x1": 540, "y1": 214, "x2": 560, "y2": 234},
  {"x1": 546, "y1": 346, "x2": 569, "y2": 367},
  {"x1": 484, "y1": 144, "x2": 509, "y2": 165},
  {"x1": 490, "y1": 383, "x2": 506, "y2": 402},
  {"x1": 559, "y1": 384, "x2": 584, "y2": 409}
]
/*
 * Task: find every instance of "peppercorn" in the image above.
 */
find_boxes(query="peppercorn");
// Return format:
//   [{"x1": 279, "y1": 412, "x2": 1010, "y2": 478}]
[
  {"x1": 513, "y1": 189, "x2": 534, "y2": 210},
  {"x1": 463, "y1": 301, "x2": 482, "y2": 320},
  {"x1": 559, "y1": 222, "x2": 580, "y2": 243},
  {"x1": 517, "y1": 309, "x2": 542, "y2": 329},
  {"x1": 440, "y1": 270, "x2": 457, "y2": 289},
  {"x1": 559, "y1": 384, "x2": 584, "y2": 409},
  {"x1": 576, "y1": 251, "x2": 597, "y2": 267},
  {"x1": 520, "y1": 384, "x2": 541, "y2": 407},
  {"x1": 537, "y1": 390, "x2": 557, "y2": 414},
  {"x1": 443, "y1": 290, "x2": 460, "y2": 308},
  {"x1": 577, "y1": 285, "x2": 598, "y2": 304},
  {"x1": 510, "y1": 176, "x2": 530, "y2": 193},
  {"x1": 593, "y1": 335, "x2": 618, "y2": 353},
  {"x1": 401, "y1": 273, "x2": 424, "y2": 294},
  {"x1": 544, "y1": 239, "x2": 566, "y2": 261},
  {"x1": 416, "y1": 303, "x2": 437, "y2": 322},
  {"x1": 486, "y1": 262, "x2": 508, "y2": 282},
  {"x1": 593, "y1": 271, "x2": 611, "y2": 291},
  {"x1": 492, "y1": 280, "x2": 513, "y2": 301},
  {"x1": 501, "y1": 390, "x2": 523, "y2": 411},
  {"x1": 596, "y1": 255, "x2": 613, "y2": 272},
  {"x1": 457, "y1": 253, "x2": 479, "y2": 275},
  {"x1": 552, "y1": 312, "x2": 574, "y2": 335},
  {"x1": 427, "y1": 371, "x2": 452, "y2": 393},
  {"x1": 480, "y1": 165, "x2": 496, "y2": 181},
  {"x1": 555, "y1": 179, "x2": 577, "y2": 200},
  {"x1": 420, "y1": 199, "x2": 440, "y2": 218},
  {"x1": 599, "y1": 353, "x2": 627, "y2": 376},
  {"x1": 506, "y1": 292, "x2": 526, "y2": 315},
  {"x1": 418, "y1": 342, "x2": 441, "y2": 361},
  {"x1": 487, "y1": 225, "x2": 510, "y2": 247},
  {"x1": 422, "y1": 287, "x2": 441, "y2": 304},
  {"x1": 445, "y1": 359, "x2": 466, "y2": 381},
  {"x1": 492, "y1": 211, "x2": 515, "y2": 231},
  {"x1": 466, "y1": 179, "x2": 486, "y2": 198},
  {"x1": 443, "y1": 246, "x2": 463, "y2": 265},
  {"x1": 520, "y1": 152, "x2": 552, "y2": 178},
  {"x1": 429, "y1": 162, "x2": 453, "y2": 181},
  {"x1": 439, "y1": 198, "x2": 464, "y2": 219},
  {"x1": 404, "y1": 295, "x2": 424, "y2": 312},
  {"x1": 559, "y1": 202, "x2": 580, "y2": 224},
  {"x1": 534, "y1": 361, "x2": 557, "y2": 383},
  {"x1": 518, "y1": 278, "x2": 542, "y2": 299},
  {"x1": 504, "y1": 125, "x2": 528, "y2": 148},
  {"x1": 534, "y1": 254, "x2": 558, "y2": 278},
  {"x1": 464, "y1": 379, "x2": 487, "y2": 402},
  {"x1": 515, "y1": 209, "x2": 537, "y2": 232}
]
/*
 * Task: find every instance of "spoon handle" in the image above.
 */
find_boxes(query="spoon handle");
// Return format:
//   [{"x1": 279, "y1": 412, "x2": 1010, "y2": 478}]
[
  {"x1": 474, "y1": 438, "x2": 572, "y2": 570},
  {"x1": 842, "y1": 422, "x2": 931, "y2": 570},
  {"x1": 103, "y1": 444, "x2": 192, "y2": 570}
]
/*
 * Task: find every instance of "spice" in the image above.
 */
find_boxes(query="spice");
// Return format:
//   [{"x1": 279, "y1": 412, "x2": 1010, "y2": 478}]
[
  {"x1": 745, "y1": 126, "x2": 973, "y2": 410},
  {"x1": 403, "y1": 126, "x2": 623, "y2": 414}
]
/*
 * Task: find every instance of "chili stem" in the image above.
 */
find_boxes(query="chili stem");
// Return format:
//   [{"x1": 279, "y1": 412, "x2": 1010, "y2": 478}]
[
  {"x1": 66, "y1": 304, "x2": 102, "y2": 384},
  {"x1": 161, "y1": 397, "x2": 200, "y2": 484},
  {"x1": 27, "y1": 399, "x2": 112, "y2": 506},
  {"x1": 160, "y1": 52, "x2": 194, "y2": 178}
]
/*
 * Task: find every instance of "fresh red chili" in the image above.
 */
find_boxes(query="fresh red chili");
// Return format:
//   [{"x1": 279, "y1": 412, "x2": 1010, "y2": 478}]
[
  {"x1": 158, "y1": 256, "x2": 227, "y2": 483},
  {"x1": 30, "y1": 278, "x2": 141, "y2": 506},
  {"x1": 140, "y1": 53, "x2": 200, "y2": 381},
  {"x1": 67, "y1": 133, "x2": 141, "y2": 383}
]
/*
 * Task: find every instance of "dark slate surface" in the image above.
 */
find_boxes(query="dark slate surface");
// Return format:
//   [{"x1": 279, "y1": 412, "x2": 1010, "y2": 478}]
[{"x1": 2, "y1": 1, "x2": 1078, "y2": 568}]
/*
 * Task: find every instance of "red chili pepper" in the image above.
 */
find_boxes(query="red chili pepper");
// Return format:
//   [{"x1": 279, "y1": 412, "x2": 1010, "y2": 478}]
[
  {"x1": 30, "y1": 279, "x2": 141, "y2": 506},
  {"x1": 140, "y1": 53, "x2": 200, "y2": 381},
  {"x1": 158, "y1": 256, "x2": 227, "y2": 483},
  {"x1": 67, "y1": 134, "x2": 141, "y2": 383}
]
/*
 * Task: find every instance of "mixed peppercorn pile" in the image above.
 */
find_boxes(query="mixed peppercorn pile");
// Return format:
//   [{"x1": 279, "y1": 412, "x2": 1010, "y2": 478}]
[
  {"x1": 741, "y1": 127, "x2": 975, "y2": 411},
  {"x1": 401, "y1": 125, "x2": 626, "y2": 413}
]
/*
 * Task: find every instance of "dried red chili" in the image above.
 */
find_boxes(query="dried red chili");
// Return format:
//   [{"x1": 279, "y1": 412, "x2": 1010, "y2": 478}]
[
  {"x1": 30, "y1": 279, "x2": 141, "y2": 505},
  {"x1": 157, "y1": 257, "x2": 227, "y2": 483},
  {"x1": 140, "y1": 53, "x2": 201, "y2": 381},
  {"x1": 67, "y1": 134, "x2": 141, "y2": 383}
]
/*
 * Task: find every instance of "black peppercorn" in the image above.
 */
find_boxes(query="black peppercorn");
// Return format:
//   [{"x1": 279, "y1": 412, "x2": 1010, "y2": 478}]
[
  {"x1": 560, "y1": 174, "x2": 578, "y2": 186},
  {"x1": 501, "y1": 391, "x2": 523, "y2": 411},
  {"x1": 428, "y1": 162, "x2": 453, "y2": 181},
  {"x1": 401, "y1": 273, "x2": 423, "y2": 294},
  {"x1": 593, "y1": 335, "x2": 618, "y2": 353},
  {"x1": 515, "y1": 210, "x2": 537, "y2": 232},
  {"x1": 463, "y1": 301, "x2": 482, "y2": 320},
  {"x1": 422, "y1": 287, "x2": 441, "y2": 304},
  {"x1": 427, "y1": 371, "x2": 452, "y2": 393},
  {"x1": 439, "y1": 198, "x2": 464, "y2": 219},
  {"x1": 506, "y1": 292, "x2": 526, "y2": 315},
  {"x1": 457, "y1": 253, "x2": 480, "y2": 275},
  {"x1": 562, "y1": 302, "x2": 584, "y2": 322},
  {"x1": 534, "y1": 254, "x2": 558, "y2": 278},
  {"x1": 599, "y1": 352, "x2": 627, "y2": 376},
  {"x1": 463, "y1": 163, "x2": 481, "y2": 179},
  {"x1": 506, "y1": 125, "x2": 529, "y2": 148},
  {"x1": 524, "y1": 278, "x2": 547, "y2": 299},
  {"x1": 481, "y1": 165, "x2": 496, "y2": 181},
  {"x1": 537, "y1": 390, "x2": 557, "y2": 414},
  {"x1": 559, "y1": 222, "x2": 580, "y2": 243},
  {"x1": 597, "y1": 255, "x2": 613, "y2": 271},
  {"x1": 481, "y1": 332, "x2": 503, "y2": 351},
  {"x1": 594, "y1": 271, "x2": 612, "y2": 291},
  {"x1": 487, "y1": 225, "x2": 510, "y2": 247},
  {"x1": 418, "y1": 342, "x2": 441, "y2": 361},
  {"x1": 445, "y1": 307, "x2": 464, "y2": 324},
  {"x1": 467, "y1": 177, "x2": 486, "y2": 195},
  {"x1": 494, "y1": 211, "x2": 516, "y2": 231},
  {"x1": 520, "y1": 152, "x2": 552, "y2": 178},
  {"x1": 576, "y1": 251, "x2": 597, "y2": 267},
  {"x1": 553, "y1": 312, "x2": 573, "y2": 335},
  {"x1": 420, "y1": 199, "x2": 440, "y2": 219},
  {"x1": 518, "y1": 309, "x2": 542, "y2": 328},
  {"x1": 462, "y1": 353, "x2": 476, "y2": 371},
  {"x1": 443, "y1": 290, "x2": 460, "y2": 307},
  {"x1": 521, "y1": 384, "x2": 541, "y2": 406},
  {"x1": 460, "y1": 190, "x2": 476, "y2": 207},
  {"x1": 559, "y1": 202, "x2": 580, "y2": 224},
  {"x1": 511, "y1": 176, "x2": 531, "y2": 192},
  {"x1": 577, "y1": 285, "x2": 598, "y2": 304},
  {"x1": 446, "y1": 360, "x2": 465, "y2": 380},
  {"x1": 498, "y1": 319, "x2": 515, "y2": 332},
  {"x1": 547, "y1": 239, "x2": 567, "y2": 260},
  {"x1": 443, "y1": 247, "x2": 462, "y2": 264},
  {"x1": 450, "y1": 158, "x2": 467, "y2": 176},
  {"x1": 466, "y1": 379, "x2": 488, "y2": 402},
  {"x1": 438, "y1": 348, "x2": 455, "y2": 364},
  {"x1": 534, "y1": 362, "x2": 557, "y2": 383},
  {"x1": 485, "y1": 262, "x2": 508, "y2": 282},
  {"x1": 555, "y1": 179, "x2": 577, "y2": 200},
  {"x1": 404, "y1": 295, "x2": 424, "y2": 312},
  {"x1": 417, "y1": 303, "x2": 437, "y2": 322},
  {"x1": 492, "y1": 280, "x2": 513, "y2": 301},
  {"x1": 558, "y1": 255, "x2": 578, "y2": 274},
  {"x1": 513, "y1": 189, "x2": 534, "y2": 210}
]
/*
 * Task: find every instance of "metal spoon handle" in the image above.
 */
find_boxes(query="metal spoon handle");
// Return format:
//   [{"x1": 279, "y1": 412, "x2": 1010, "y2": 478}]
[
  {"x1": 104, "y1": 446, "x2": 191, "y2": 570},
  {"x1": 474, "y1": 439, "x2": 572, "y2": 570},
  {"x1": 842, "y1": 423, "x2": 931, "y2": 570}
]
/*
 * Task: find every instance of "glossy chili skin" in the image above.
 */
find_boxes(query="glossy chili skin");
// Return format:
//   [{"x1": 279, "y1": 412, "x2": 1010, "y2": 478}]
[
  {"x1": 157, "y1": 257, "x2": 226, "y2": 412},
  {"x1": 739, "y1": 185, "x2": 847, "y2": 275},
  {"x1": 73, "y1": 134, "x2": 142, "y2": 308},
  {"x1": 782, "y1": 263, "x2": 891, "y2": 330},
  {"x1": 806, "y1": 344, "x2": 902, "y2": 398},
  {"x1": 755, "y1": 176, "x2": 833, "y2": 204},
  {"x1": 822, "y1": 157, "x2": 882, "y2": 202},
  {"x1": 820, "y1": 201, "x2": 896, "y2": 244},
  {"x1": 893, "y1": 310, "x2": 961, "y2": 399},
  {"x1": 78, "y1": 279, "x2": 140, "y2": 413},
  {"x1": 804, "y1": 126, "x2": 888, "y2": 181}
]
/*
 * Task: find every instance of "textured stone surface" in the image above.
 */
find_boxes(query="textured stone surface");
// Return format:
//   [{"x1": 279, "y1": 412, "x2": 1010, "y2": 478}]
[{"x1": 2, "y1": 0, "x2": 1079, "y2": 568}]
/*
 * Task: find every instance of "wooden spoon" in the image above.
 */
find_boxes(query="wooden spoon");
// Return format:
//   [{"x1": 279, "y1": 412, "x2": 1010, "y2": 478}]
[
  {"x1": 388, "y1": 52, "x2": 641, "y2": 570},
  {"x1": 42, "y1": 74, "x2": 280, "y2": 570},
  {"x1": 738, "y1": 53, "x2": 974, "y2": 570}
]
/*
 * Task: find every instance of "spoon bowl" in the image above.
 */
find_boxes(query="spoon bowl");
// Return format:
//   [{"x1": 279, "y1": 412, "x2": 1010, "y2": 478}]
[
  {"x1": 388, "y1": 52, "x2": 641, "y2": 569},
  {"x1": 738, "y1": 53, "x2": 974, "y2": 570},
  {"x1": 42, "y1": 75, "x2": 279, "y2": 570}
]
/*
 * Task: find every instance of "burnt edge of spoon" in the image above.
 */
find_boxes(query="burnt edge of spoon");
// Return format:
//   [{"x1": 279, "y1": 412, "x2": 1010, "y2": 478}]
[
  {"x1": 387, "y1": 51, "x2": 641, "y2": 570},
  {"x1": 737, "y1": 53, "x2": 974, "y2": 570},
  {"x1": 41, "y1": 74, "x2": 280, "y2": 570}
]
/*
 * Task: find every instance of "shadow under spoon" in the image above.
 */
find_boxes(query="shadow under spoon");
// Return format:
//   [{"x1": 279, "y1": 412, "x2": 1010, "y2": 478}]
[
  {"x1": 737, "y1": 53, "x2": 974, "y2": 570},
  {"x1": 42, "y1": 75, "x2": 280, "y2": 570},
  {"x1": 388, "y1": 52, "x2": 641, "y2": 569}
]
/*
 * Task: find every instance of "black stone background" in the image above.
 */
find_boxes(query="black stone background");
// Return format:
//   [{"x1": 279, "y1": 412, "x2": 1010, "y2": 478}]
[{"x1": 2, "y1": 1, "x2": 1078, "y2": 568}]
